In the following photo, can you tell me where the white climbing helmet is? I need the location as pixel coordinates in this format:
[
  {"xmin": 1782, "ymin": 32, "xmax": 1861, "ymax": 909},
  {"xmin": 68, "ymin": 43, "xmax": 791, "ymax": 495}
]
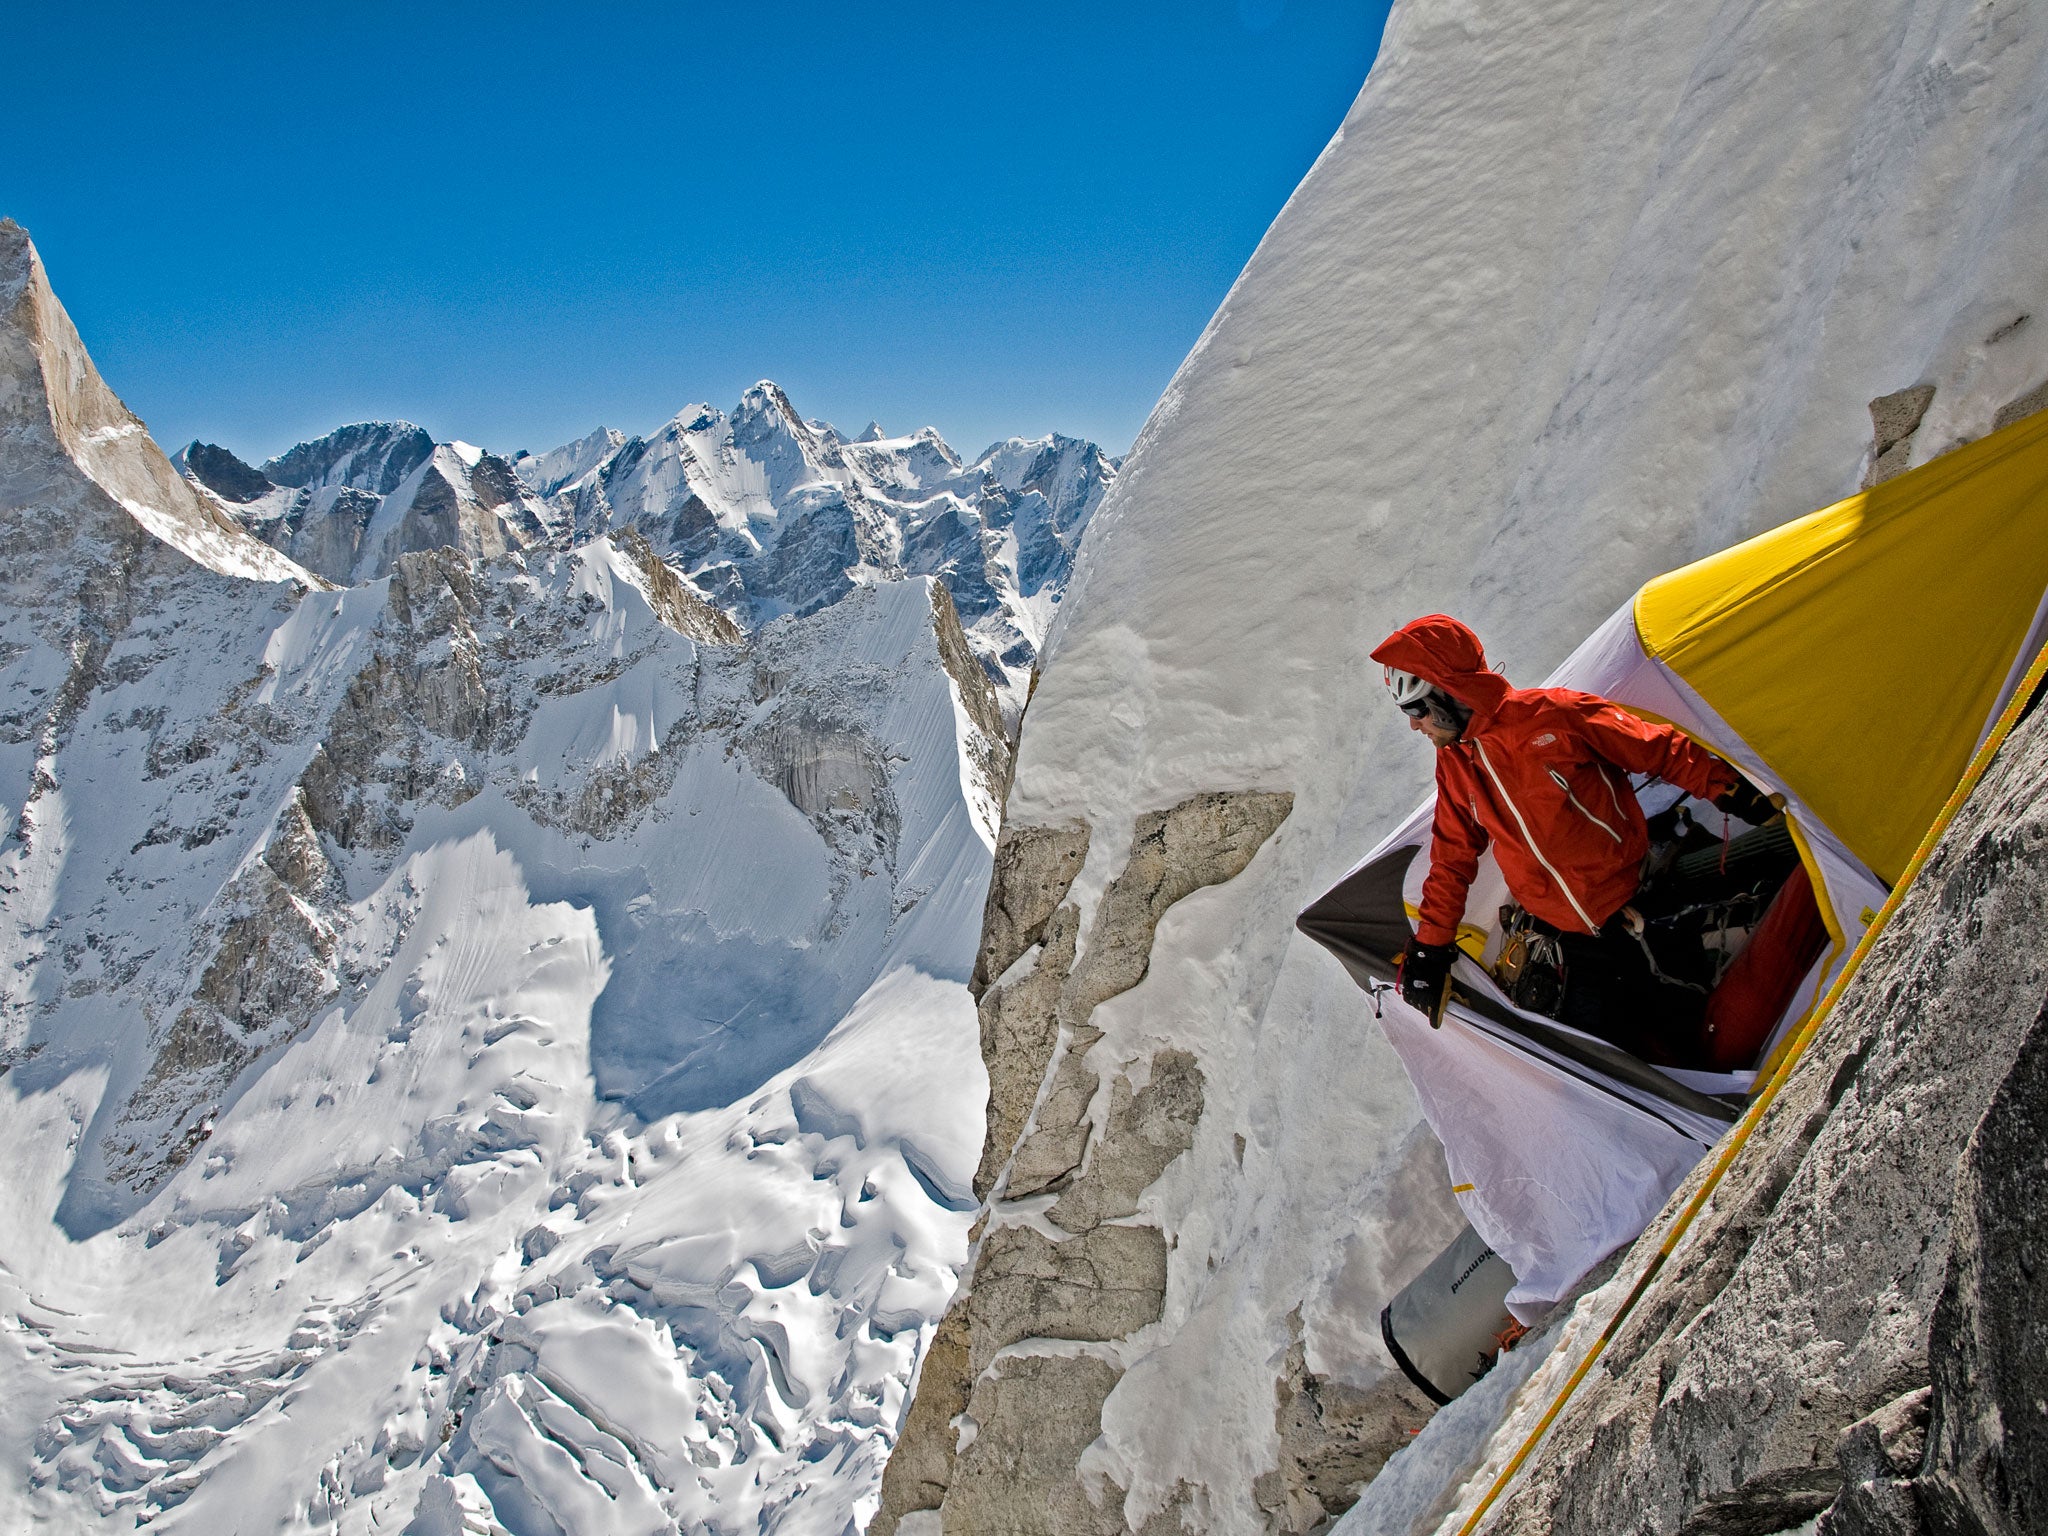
[{"xmin": 1384, "ymin": 666, "xmax": 1436, "ymax": 717}]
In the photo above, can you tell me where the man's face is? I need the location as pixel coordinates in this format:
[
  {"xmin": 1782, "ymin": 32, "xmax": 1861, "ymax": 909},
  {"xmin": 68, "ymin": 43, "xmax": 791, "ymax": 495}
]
[{"xmin": 1408, "ymin": 708, "xmax": 1462, "ymax": 748}]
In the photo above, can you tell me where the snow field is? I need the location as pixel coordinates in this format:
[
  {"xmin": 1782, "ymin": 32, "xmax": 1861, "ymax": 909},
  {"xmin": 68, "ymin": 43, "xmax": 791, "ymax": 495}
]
[{"xmin": 1, "ymin": 520, "xmax": 1001, "ymax": 1531}]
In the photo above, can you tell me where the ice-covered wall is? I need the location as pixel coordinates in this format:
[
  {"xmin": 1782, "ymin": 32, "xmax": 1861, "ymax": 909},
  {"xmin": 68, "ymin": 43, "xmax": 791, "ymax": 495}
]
[{"xmin": 880, "ymin": 0, "xmax": 2048, "ymax": 1531}]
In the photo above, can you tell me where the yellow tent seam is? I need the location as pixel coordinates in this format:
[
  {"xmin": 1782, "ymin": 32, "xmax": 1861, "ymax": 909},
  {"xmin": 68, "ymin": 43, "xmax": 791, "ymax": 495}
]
[
  {"xmin": 1782, "ymin": 816, "xmax": 1847, "ymax": 960},
  {"xmin": 1450, "ymin": 634, "xmax": 2048, "ymax": 1536}
]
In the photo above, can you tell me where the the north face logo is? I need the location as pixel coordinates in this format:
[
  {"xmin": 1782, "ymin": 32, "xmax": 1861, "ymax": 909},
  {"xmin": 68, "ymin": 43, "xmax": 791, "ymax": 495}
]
[{"xmin": 1532, "ymin": 732, "xmax": 1558, "ymax": 747}]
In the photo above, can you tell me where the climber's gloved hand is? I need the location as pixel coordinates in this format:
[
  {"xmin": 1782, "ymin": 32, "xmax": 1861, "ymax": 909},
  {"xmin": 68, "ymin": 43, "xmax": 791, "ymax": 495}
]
[
  {"xmin": 1399, "ymin": 940, "xmax": 1455, "ymax": 1026},
  {"xmin": 1714, "ymin": 777, "xmax": 1778, "ymax": 827}
]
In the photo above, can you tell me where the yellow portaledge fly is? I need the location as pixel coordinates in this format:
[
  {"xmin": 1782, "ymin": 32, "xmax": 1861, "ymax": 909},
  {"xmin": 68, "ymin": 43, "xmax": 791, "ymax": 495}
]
[{"xmin": 1450, "ymin": 633, "xmax": 2048, "ymax": 1536}]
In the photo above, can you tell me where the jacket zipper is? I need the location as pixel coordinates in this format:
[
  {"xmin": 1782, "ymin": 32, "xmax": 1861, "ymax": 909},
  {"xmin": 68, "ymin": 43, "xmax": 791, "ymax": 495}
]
[
  {"xmin": 1601, "ymin": 764, "xmax": 1630, "ymax": 828},
  {"xmin": 1548, "ymin": 767, "xmax": 1624, "ymax": 844},
  {"xmin": 1475, "ymin": 740, "xmax": 1601, "ymax": 932}
]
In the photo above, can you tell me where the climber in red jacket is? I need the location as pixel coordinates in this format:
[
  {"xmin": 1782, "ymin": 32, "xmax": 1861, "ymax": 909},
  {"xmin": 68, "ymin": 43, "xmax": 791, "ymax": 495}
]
[{"xmin": 1371, "ymin": 614, "xmax": 1775, "ymax": 1036}]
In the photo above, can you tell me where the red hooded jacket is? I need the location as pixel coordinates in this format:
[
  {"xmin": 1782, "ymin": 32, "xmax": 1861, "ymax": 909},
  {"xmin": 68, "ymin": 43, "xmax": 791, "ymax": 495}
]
[{"xmin": 1371, "ymin": 615, "xmax": 1741, "ymax": 946}]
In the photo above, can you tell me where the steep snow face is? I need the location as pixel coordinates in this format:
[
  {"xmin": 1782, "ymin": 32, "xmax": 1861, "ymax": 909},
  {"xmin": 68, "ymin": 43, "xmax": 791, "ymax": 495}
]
[
  {"xmin": 886, "ymin": 1, "xmax": 2048, "ymax": 1532},
  {"xmin": 0, "ymin": 231, "xmax": 1015, "ymax": 1534},
  {"xmin": 512, "ymin": 424, "xmax": 625, "ymax": 497}
]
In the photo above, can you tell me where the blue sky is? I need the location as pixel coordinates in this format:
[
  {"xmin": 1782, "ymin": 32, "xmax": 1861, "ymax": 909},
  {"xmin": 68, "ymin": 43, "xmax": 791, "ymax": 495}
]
[{"xmin": 7, "ymin": 2, "xmax": 1391, "ymax": 463}]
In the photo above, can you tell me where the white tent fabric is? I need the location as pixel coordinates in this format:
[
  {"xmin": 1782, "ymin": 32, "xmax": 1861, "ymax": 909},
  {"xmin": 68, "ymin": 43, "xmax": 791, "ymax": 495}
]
[
  {"xmin": 1333, "ymin": 606, "xmax": 1884, "ymax": 1319},
  {"xmin": 1377, "ymin": 997, "xmax": 1709, "ymax": 1319}
]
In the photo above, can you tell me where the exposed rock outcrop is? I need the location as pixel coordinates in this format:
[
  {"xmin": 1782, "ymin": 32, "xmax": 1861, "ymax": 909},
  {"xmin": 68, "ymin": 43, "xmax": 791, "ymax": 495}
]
[
  {"xmin": 1910, "ymin": 992, "xmax": 2048, "ymax": 1536},
  {"xmin": 1258, "ymin": 1320, "xmax": 1437, "ymax": 1534},
  {"xmin": 175, "ymin": 441, "xmax": 275, "ymax": 504},
  {"xmin": 1861, "ymin": 373, "xmax": 2048, "ymax": 489},
  {"xmin": 970, "ymin": 821, "xmax": 1091, "ymax": 999},
  {"xmin": 614, "ymin": 525, "xmax": 743, "ymax": 645},
  {"xmin": 1991, "ymin": 377, "xmax": 2048, "ymax": 434},
  {"xmin": 874, "ymin": 789, "xmax": 1292, "ymax": 1536},
  {"xmin": 1862, "ymin": 385, "xmax": 1937, "ymax": 488},
  {"xmin": 103, "ymin": 857, "xmax": 341, "ymax": 1194},
  {"xmin": 930, "ymin": 577, "xmax": 1014, "ymax": 813}
]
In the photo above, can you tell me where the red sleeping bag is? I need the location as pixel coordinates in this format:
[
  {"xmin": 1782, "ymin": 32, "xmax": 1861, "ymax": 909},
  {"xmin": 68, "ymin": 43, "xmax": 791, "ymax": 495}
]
[{"xmin": 1698, "ymin": 860, "xmax": 1831, "ymax": 1071}]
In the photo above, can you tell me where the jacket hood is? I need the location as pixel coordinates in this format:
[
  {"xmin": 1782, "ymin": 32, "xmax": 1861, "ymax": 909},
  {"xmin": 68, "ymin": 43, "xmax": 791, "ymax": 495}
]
[{"xmin": 1370, "ymin": 614, "xmax": 1512, "ymax": 720}]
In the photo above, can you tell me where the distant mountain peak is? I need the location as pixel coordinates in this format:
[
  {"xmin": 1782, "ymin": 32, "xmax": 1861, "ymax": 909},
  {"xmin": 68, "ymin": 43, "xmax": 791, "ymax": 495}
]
[
  {"xmin": 0, "ymin": 220, "xmax": 313, "ymax": 586},
  {"xmin": 261, "ymin": 420, "xmax": 435, "ymax": 495},
  {"xmin": 174, "ymin": 441, "xmax": 275, "ymax": 504},
  {"xmin": 188, "ymin": 374, "xmax": 1114, "ymax": 713},
  {"xmin": 736, "ymin": 379, "xmax": 795, "ymax": 417}
]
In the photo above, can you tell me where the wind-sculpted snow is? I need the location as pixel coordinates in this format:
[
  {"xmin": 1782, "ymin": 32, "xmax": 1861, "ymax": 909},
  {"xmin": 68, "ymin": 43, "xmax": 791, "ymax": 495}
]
[
  {"xmin": 0, "ymin": 223, "xmax": 1017, "ymax": 1533},
  {"xmin": 4, "ymin": 840, "xmax": 984, "ymax": 1535}
]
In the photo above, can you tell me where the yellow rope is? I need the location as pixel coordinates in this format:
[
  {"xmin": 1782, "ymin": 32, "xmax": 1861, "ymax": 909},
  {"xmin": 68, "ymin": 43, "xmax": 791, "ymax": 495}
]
[{"xmin": 1451, "ymin": 636, "xmax": 2048, "ymax": 1536}]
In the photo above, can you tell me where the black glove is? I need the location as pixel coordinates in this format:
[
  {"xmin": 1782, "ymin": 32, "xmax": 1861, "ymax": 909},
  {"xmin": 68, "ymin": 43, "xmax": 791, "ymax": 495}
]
[
  {"xmin": 1399, "ymin": 940, "xmax": 1455, "ymax": 1025},
  {"xmin": 1714, "ymin": 778, "xmax": 1777, "ymax": 827}
]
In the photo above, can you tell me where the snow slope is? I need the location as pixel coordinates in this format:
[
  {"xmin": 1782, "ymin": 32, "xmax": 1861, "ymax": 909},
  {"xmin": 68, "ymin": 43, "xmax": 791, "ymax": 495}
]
[
  {"xmin": 885, "ymin": 0, "xmax": 2048, "ymax": 1531},
  {"xmin": 0, "ymin": 225, "xmax": 1025, "ymax": 1533}
]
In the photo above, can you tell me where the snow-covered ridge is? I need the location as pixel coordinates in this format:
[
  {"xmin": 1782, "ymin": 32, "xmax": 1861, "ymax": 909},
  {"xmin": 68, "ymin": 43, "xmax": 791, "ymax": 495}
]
[
  {"xmin": 0, "ymin": 223, "xmax": 1034, "ymax": 1533},
  {"xmin": 520, "ymin": 379, "xmax": 1116, "ymax": 715},
  {"xmin": 178, "ymin": 383, "xmax": 1118, "ymax": 721}
]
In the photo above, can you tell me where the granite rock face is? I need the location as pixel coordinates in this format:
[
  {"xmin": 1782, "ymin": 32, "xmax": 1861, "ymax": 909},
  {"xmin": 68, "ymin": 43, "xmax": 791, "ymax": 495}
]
[
  {"xmin": 261, "ymin": 421, "xmax": 436, "ymax": 496},
  {"xmin": 1890, "ymin": 992, "xmax": 2048, "ymax": 1536},
  {"xmin": 1477, "ymin": 692, "xmax": 2048, "ymax": 1536},
  {"xmin": 873, "ymin": 789, "xmax": 1293, "ymax": 1536},
  {"xmin": 970, "ymin": 820, "xmax": 1091, "ymax": 999},
  {"xmin": 1259, "ymin": 1321, "xmax": 1437, "ymax": 1534}
]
